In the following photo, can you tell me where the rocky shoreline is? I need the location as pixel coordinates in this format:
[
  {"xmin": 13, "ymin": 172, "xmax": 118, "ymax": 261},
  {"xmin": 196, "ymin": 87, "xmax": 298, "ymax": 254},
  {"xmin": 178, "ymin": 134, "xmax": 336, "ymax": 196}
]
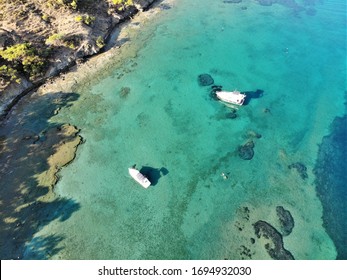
[{"xmin": 0, "ymin": 0, "xmax": 165, "ymax": 119}]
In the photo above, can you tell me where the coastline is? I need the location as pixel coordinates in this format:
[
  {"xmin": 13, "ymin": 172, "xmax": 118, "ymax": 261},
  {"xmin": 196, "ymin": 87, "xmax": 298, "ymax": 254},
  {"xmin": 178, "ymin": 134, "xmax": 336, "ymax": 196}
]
[
  {"xmin": 0, "ymin": 0, "xmax": 168, "ymax": 119},
  {"xmin": 29, "ymin": 0, "xmax": 173, "ymax": 102},
  {"xmin": 0, "ymin": 0, "xmax": 174, "ymax": 259}
]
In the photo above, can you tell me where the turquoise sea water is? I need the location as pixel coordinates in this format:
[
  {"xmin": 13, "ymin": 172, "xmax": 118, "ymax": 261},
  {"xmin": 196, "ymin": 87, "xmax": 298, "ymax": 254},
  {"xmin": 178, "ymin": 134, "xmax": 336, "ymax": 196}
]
[{"xmin": 24, "ymin": 0, "xmax": 346, "ymax": 259}]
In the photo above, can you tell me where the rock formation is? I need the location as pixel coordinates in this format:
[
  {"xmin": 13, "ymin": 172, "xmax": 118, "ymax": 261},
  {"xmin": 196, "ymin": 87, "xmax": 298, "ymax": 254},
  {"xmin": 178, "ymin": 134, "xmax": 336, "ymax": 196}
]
[
  {"xmin": 276, "ymin": 206, "xmax": 294, "ymax": 236},
  {"xmin": 198, "ymin": 73, "xmax": 214, "ymax": 86},
  {"xmin": 253, "ymin": 220, "xmax": 294, "ymax": 260},
  {"xmin": 226, "ymin": 110, "xmax": 237, "ymax": 119},
  {"xmin": 35, "ymin": 124, "xmax": 83, "ymax": 188},
  {"xmin": 288, "ymin": 162, "xmax": 308, "ymax": 179},
  {"xmin": 120, "ymin": 86, "xmax": 131, "ymax": 98},
  {"xmin": 238, "ymin": 140, "xmax": 255, "ymax": 160}
]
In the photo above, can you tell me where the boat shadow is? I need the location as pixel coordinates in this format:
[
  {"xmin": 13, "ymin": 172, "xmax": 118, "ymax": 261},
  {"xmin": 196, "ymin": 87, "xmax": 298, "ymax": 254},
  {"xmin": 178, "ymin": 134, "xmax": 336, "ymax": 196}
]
[
  {"xmin": 243, "ymin": 89, "xmax": 264, "ymax": 105},
  {"xmin": 139, "ymin": 166, "xmax": 169, "ymax": 186}
]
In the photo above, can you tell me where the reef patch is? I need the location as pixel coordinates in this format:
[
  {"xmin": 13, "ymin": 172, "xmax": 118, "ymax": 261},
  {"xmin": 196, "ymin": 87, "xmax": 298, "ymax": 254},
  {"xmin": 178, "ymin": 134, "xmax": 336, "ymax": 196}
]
[
  {"xmin": 288, "ymin": 162, "xmax": 308, "ymax": 179},
  {"xmin": 238, "ymin": 140, "xmax": 255, "ymax": 160},
  {"xmin": 253, "ymin": 220, "xmax": 294, "ymax": 260},
  {"xmin": 314, "ymin": 112, "xmax": 347, "ymax": 259},
  {"xmin": 35, "ymin": 124, "xmax": 83, "ymax": 188},
  {"xmin": 198, "ymin": 74, "xmax": 214, "ymax": 86},
  {"xmin": 276, "ymin": 206, "xmax": 294, "ymax": 236}
]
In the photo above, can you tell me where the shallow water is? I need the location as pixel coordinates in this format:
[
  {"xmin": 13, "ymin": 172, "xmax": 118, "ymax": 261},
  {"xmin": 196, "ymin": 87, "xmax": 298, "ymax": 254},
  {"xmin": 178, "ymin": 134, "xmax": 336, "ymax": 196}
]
[{"xmin": 24, "ymin": 0, "xmax": 346, "ymax": 259}]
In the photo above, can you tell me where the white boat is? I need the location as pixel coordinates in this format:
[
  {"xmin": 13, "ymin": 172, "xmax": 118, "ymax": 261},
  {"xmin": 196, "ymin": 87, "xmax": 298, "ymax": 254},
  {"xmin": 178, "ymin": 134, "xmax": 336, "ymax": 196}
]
[
  {"xmin": 128, "ymin": 167, "xmax": 151, "ymax": 188},
  {"xmin": 216, "ymin": 90, "xmax": 246, "ymax": 105}
]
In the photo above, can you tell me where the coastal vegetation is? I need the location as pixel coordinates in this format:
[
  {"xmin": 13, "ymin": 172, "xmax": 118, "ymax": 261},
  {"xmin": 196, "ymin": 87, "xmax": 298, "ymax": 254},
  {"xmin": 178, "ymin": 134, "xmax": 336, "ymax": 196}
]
[
  {"xmin": 0, "ymin": 43, "xmax": 47, "ymax": 81},
  {"xmin": 96, "ymin": 36, "xmax": 105, "ymax": 49},
  {"xmin": 74, "ymin": 15, "xmax": 96, "ymax": 26},
  {"xmin": 45, "ymin": 33, "xmax": 65, "ymax": 45},
  {"xmin": 0, "ymin": 0, "xmax": 155, "ymax": 104},
  {"xmin": 0, "ymin": 64, "xmax": 19, "ymax": 85}
]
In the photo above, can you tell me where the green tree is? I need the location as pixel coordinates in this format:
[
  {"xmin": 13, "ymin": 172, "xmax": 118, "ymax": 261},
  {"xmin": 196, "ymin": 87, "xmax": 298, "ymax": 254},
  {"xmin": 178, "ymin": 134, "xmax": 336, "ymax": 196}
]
[
  {"xmin": 96, "ymin": 36, "xmax": 105, "ymax": 48},
  {"xmin": 74, "ymin": 15, "xmax": 95, "ymax": 25},
  {"xmin": 0, "ymin": 43, "xmax": 45, "ymax": 79},
  {"xmin": 0, "ymin": 65, "xmax": 21, "ymax": 85}
]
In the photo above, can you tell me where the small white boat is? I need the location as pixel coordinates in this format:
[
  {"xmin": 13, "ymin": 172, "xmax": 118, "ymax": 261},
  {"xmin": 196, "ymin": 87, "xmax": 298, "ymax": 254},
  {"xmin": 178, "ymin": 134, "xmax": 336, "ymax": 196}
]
[
  {"xmin": 128, "ymin": 167, "xmax": 151, "ymax": 188},
  {"xmin": 216, "ymin": 90, "xmax": 246, "ymax": 105}
]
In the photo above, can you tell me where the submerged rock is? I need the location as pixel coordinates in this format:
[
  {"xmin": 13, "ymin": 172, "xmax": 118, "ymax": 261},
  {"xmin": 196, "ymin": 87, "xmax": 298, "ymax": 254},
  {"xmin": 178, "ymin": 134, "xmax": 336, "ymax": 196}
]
[
  {"xmin": 253, "ymin": 220, "xmax": 294, "ymax": 260},
  {"xmin": 226, "ymin": 108, "xmax": 237, "ymax": 119},
  {"xmin": 288, "ymin": 162, "xmax": 308, "ymax": 179},
  {"xmin": 159, "ymin": 3, "xmax": 172, "ymax": 10},
  {"xmin": 238, "ymin": 141, "xmax": 255, "ymax": 160},
  {"xmin": 36, "ymin": 124, "xmax": 83, "ymax": 188},
  {"xmin": 247, "ymin": 130, "xmax": 262, "ymax": 139},
  {"xmin": 198, "ymin": 74, "xmax": 214, "ymax": 86},
  {"xmin": 239, "ymin": 245, "xmax": 252, "ymax": 259},
  {"xmin": 276, "ymin": 206, "xmax": 294, "ymax": 236},
  {"xmin": 119, "ymin": 86, "xmax": 131, "ymax": 98}
]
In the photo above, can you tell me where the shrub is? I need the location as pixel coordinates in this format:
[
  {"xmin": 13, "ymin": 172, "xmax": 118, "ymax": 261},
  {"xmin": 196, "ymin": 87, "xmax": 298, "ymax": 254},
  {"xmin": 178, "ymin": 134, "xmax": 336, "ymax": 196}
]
[
  {"xmin": 83, "ymin": 15, "xmax": 95, "ymax": 25},
  {"xmin": 75, "ymin": 15, "xmax": 95, "ymax": 25},
  {"xmin": 70, "ymin": 0, "xmax": 78, "ymax": 9},
  {"xmin": 46, "ymin": 33, "xmax": 78, "ymax": 49},
  {"xmin": 45, "ymin": 33, "xmax": 65, "ymax": 45},
  {"xmin": 0, "ymin": 43, "xmax": 32, "ymax": 62},
  {"xmin": 0, "ymin": 65, "xmax": 21, "ymax": 84},
  {"xmin": 64, "ymin": 41, "xmax": 76, "ymax": 49},
  {"xmin": 22, "ymin": 55, "xmax": 45, "ymax": 77},
  {"xmin": 96, "ymin": 36, "xmax": 105, "ymax": 48},
  {"xmin": 75, "ymin": 15, "xmax": 83, "ymax": 22},
  {"xmin": 42, "ymin": 14, "xmax": 50, "ymax": 22}
]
